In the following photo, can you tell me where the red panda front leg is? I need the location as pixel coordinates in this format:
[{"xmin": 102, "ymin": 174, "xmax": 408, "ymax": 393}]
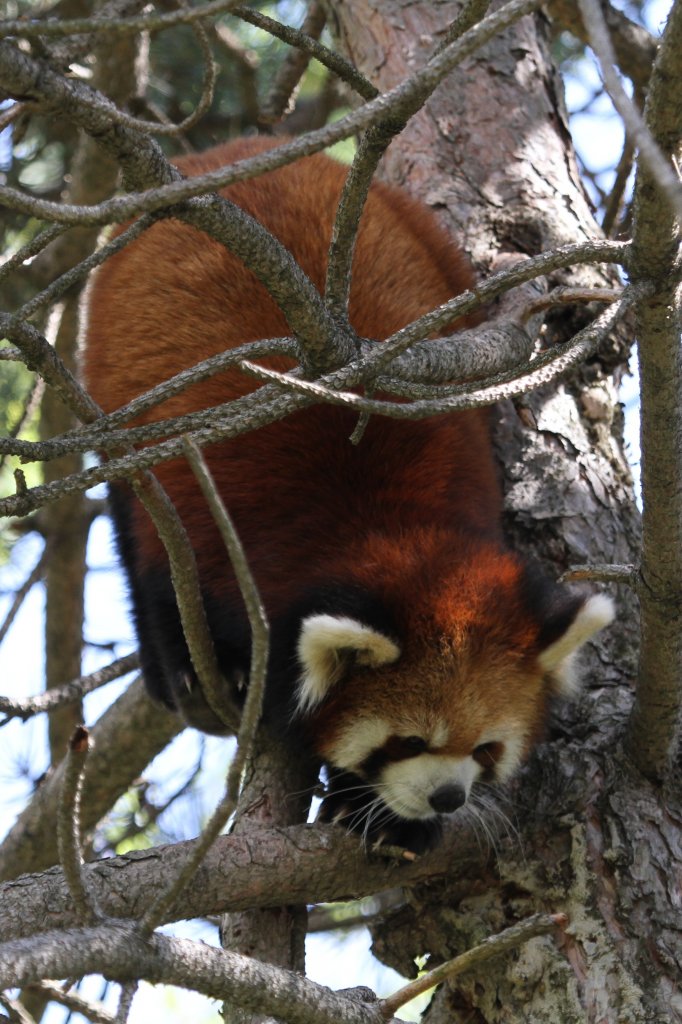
[
  {"xmin": 318, "ymin": 768, "xmax": 445, "ymax": 854},
  {"xmin": 107, "ymin": 485, "xmax": 252, "ymax": 733}
]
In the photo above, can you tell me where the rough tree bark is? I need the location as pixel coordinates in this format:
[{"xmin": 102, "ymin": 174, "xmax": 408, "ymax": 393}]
[{"xmin": 325, "ymin": 2, "xmax": 679, "ymax": 1022}]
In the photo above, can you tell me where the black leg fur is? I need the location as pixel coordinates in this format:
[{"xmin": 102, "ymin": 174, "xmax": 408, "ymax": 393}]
[{"xmin": 318, "ymin": 769, "xmax": 443, "ymax": 855}]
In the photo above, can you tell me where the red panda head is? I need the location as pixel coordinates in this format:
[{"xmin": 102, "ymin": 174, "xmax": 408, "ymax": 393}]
[{"xmin": 293, "ymin": 549, "xmax": 614, "ymax": 846}]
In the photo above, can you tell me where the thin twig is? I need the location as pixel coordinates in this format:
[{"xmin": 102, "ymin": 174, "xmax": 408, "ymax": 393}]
[
  {"xmin": 114, "ymin": 982, "xmax": 138, "ymax": 1024},
  {"xmin": 58, "ymin": 726, "xmax": 101, "ymax": 924},
  {"xmin": 602, "ymin": 137, "xmax": 635, "ymax": 238},
  {"xmin": 0, "ymin": 316, "xmax": 101, "ymax": 425},
  {"xmin": 138, "ymin": 439, "xmax": 269, "ymax": 936},
  {"xmin": 0, "ymin": 224, "xmax": 66, "ymax": 286},
  {"xmin": 0, "ymin": 550, "xmax": 46, "ymax": 648},
  {"xmin": 260, "ymin": 1, "xmax": 327, "ymax": 124},
  {"xmin": 233, "ymin": 5, "xmax": 378, "ymax": 102},
  {"xmin": 239, "ymin": 281, "xmax": 653, "ymax": 416},
  {"xmin": 0, "ymin": 652, "xmax": 140, "ymax": 721},
  {"xmin": 0, "ymin": 0, "xmax": 243, "ymax": 39},
  {"xmin": 15, "ymin": 214, "xmax": 159, "ymax": 322},
  {"xmin": 26, "ymin": 982, "xmax": 115, "ymax": 1024},
  {"xmin": 519, "ymin": 286, "xmax": 622, "ymax": 322},
  {"xmin": 560, "ymin": 563, "xmax": 638, "ymax": 587},
  {"xmin": 100, "ymin": 19, "xmax": 217, "ymax": 137},
  {"xmin": 577, "ymin": 0, "xmax": 682, "ymax": 221},
  {"xmin": 379, "ymin": 913, "xmax": 567, "ymax": 1017},
  {"xmin": 0, "ymin": 994, "xmax": 37, "ymax": 1024},
  {"xmin": 0, "ymin": 0, "xmax": 542, "ymax": 229},
  {"xmin": 129, "ymin": 471, "xmax": 240, "ymax": 733}
]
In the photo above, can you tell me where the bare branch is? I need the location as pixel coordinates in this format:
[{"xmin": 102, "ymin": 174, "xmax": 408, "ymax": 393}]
[
  {"xmin": 240, "ymin": 281, "xmax": 653, "ymax": 416},
  {"xmin": 26, "ymin": 981, "xmax": 115, "ymax": 1024},
  {"xmin": 577, "ymin": 0, "xmax": 682, "ymax": 222},
  {"xmin": 0, "ymin": 0, "xmax": 243, "ymax": 39},
  {"xmin": 0, "ymin": 653, "xmax": 140, "ymax": 722},
  {"xmin": 0, "ymin": 225, "xmax": 66, "ymax": 287},
  {"xmin": 232, "ymin": 5, "xmax": 378, "ymax": 102},
  {"xmin": 0, "ymin": 924, "xmax": 387, "ymax": 1024},
  {"xmin": 138, "ymin": 439, "xmax": 269, "ymax": 935},
  {"xmin": 118, "ymin": 20, "xmax": 217, "ymax": 137},
  {"xmin": 546, "ymin": 0, "xmax": 658, "ymax": 92},
  {"xmin": 129, "ymin": 471, "xmax": 240, "ymax": 733},
  {"xmin": 259, "ymin": 2, "xmax": 327, "ymax": 124},
  {"xmin": 0, "ymin": 0, "xmax": 543, "ymax": 228},
  {"xmin": 0, "ymin": 819, "xmax": 485, "ymax": 941},
  {"xmin": 0, "ymin": 994, "xmax": 37, "ymax": 1024},
  {"xmin": 560, "ymin": 564, "xmax": 638, "ymax": 587},
  {"xmin": 0, "ymin": 316, "xmax": 100, "ymax": 425},
  {"xmin": 518, "ymin": 286, "xmax": 623, "ymax": 322},
  {"xmin": 379, "ymin": 913, "xmax": 567, "ymax": 1017},
  {"xmin": 14, "ymin": 214, "xmax": 160, "ymax": 322},
  {"xmin": 113, "ymin": 983, "xmax": 138, "ymax": 1024},
  {"xmin": 0, "ymin": 551, "xmax": 46, "ymax": 648},
  {"xmin": 325, "ymin": 123, "xmax": 405, "ymax": 317},
  {"xmin": 0, "ymin": 241, "xmax": 628, "ymax": 473},
  {"xmin": 438, "ymin": 0, "xmax": 493, "ymax": 50},
  {"xmin": 58, "ymin": 726, "xmax": 101, "ymax": 924}
]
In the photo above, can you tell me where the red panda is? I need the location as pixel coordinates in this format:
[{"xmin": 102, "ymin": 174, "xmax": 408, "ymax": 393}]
[{"xmin": 83, "ymin": 136, "xmax": 614, "ymax": 852}]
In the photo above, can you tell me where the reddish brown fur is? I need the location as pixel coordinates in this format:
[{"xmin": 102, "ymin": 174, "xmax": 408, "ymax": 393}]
[
  {"xmin": 84, "ymin": 137, "xmax": 502, "ymax": 622},
  {"xmin": 82, "ymin": 137, "xmax": 595, "ymax": 851}
]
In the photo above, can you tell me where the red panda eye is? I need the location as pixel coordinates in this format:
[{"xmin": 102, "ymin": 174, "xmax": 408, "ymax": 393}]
[
  {"xmin": 472, "ymin": 741, "xmax": 504, "ymax": 767},
  {"xmin": 403, "ymin": 736, "xmax": 428, "ymax": 754}
]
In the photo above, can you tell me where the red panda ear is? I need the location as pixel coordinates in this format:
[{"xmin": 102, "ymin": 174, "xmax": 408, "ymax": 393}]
[
  {"xmin": 296, "ymin": 614, "xmax": 401, "ymax": 712},
  {"xmin": 538, "ymin": 593, "xmax": 615, "ymax": 696}
]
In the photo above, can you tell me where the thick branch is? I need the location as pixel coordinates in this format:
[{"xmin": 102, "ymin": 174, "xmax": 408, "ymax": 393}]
[
  {"xmin": 0, "ymin": 822, "xmax": 484, "ymax": 941},
  {"xmin": 0, "ymin": 924, "xmax": 389, "ymax": 1024},
  {"xmin": 627, "ymin": 0, "xmax": 682, "ymax": 782}
]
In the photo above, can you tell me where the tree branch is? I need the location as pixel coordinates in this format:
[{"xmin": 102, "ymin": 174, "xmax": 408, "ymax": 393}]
[
  {"xmin": 0, "ymin": 653, "xmax": 140, "ymax": 721},
  {"xmin": 138, "ymin": 439, "xmax": 269, "ymax": 935},
  {"xmin": 0, "ymin": 820, "xmax": 485, "ymax": 941},
  {"xmin": 577, "ymin": 0, "xmax": 682, "ymax": 221},
  {"xmin": 0, "ymin": 923, "xmax": 388, "ymax": 1024},
  {"xmin": 626, "ymin": 0, "xmax": 682, "ymax": 783}
]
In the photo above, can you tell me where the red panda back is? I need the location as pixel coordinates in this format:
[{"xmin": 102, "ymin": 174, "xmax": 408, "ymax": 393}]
[{"xmin": 84, "ymin": 137, "xmax": 501, "ymax": 618}]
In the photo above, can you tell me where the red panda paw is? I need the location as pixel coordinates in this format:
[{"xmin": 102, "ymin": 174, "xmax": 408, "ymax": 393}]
[{"xmin": 317, "ymin": 770, "xmax": 443, "ymax": 854}]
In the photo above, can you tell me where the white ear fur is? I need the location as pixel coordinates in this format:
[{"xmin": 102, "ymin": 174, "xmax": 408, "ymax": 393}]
[
  {"xmin": 297, "ymin": 614, "xmax": 400, "ymax": 713},
  {"xmin": 539, "ymin": 593, "xmax": 615, "ymax": 695}
]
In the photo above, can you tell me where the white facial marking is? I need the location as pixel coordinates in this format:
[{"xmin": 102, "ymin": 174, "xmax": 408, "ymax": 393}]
[
  {"xmin": 475, "ymin": 727, "xmax": 525, "ymax": 782},
  {"xmin": 296, "ymin": 614, "xmax": 400, "ymax": 712},
  {"xmin": 539, "ymin": 593, "xmax": 615, "ymax": 695},
  {"xmin": 431, "ymin": 721, "xmax": 449, "ymax": 747},
  {"xmin": 327, "ymin": 718, "xmax": 391, "ymax": 771},
  {"xmin": 381, "ymin": 754, "xmax": 480, "ymax": 820}
]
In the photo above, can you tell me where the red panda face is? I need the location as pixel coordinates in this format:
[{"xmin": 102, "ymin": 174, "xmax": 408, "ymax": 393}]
[{"xmin": 296, "ymin": 593, "xmax": 614, "ymax": 850}]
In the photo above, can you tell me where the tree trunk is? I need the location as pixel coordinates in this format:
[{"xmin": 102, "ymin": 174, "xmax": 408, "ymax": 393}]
[{"xmin": 326, "ymin": 2, "xmax": 680, "ymax": 1021}]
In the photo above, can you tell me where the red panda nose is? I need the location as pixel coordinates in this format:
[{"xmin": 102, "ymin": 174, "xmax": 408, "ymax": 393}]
[{"xmin": 428, "ymin": 783, "xmax": 466, "ymax": 814}]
